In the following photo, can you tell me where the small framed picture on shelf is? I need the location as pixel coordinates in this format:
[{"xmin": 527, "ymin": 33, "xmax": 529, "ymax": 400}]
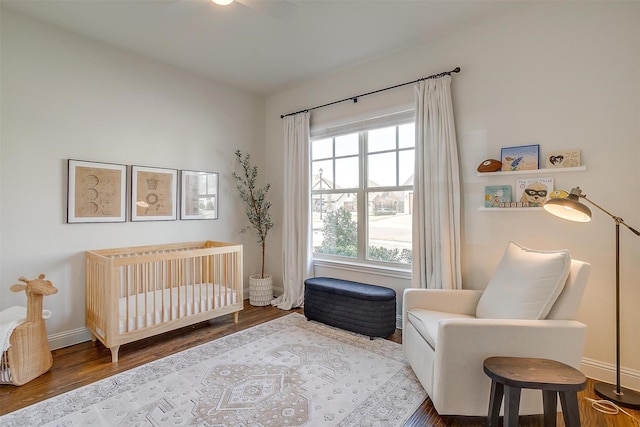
[
  {"xmin": 131, "ymin": 165, "xmax": 178, "ymax": 221},
  {"xmin": 516, "ymin": 177, "xmax": 554, "ymax": 207},
  {"xmin": 545, "ymin": 149, "xmax": 581, "ymax": 168},
  {"xmin": 501, "ymin": 144, "xmax": 540, "ymax": 171},
  {"xmin": 180, "ymin": 170, "xmax": 219, "ymax": 220},
  {"xmin": 484, "ymin": 185, "xmax": 512, "ymax": 208}
]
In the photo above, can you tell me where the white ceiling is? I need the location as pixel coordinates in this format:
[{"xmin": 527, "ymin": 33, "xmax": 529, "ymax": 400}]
[{"xmin": 2, "ymin": 0, "xmax": 534, "ymax": 95}]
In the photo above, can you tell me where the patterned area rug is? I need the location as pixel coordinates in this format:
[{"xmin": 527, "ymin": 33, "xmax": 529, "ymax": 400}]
[{"xmin": 1, "ymin": 313, "xmax": 426, "ymax": 426}]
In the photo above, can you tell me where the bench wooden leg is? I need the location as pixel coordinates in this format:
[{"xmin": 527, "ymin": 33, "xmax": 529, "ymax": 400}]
[
  {"xmin": 503, "ymin": 385, "xmax": 521, "ymax": 427},
  {"xmin": 487, "ymin": 380, "xmax": 503, "ymax": 427},
  {"xmin": 560, "ymin": 391, "xmax": 581, "ymax": 427},
  {"xmin": 542, "ymin": 390, "xmax": 558, "ymax": 427}
]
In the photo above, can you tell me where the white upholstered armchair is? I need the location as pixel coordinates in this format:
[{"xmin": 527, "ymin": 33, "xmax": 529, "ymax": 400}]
[{"xmin": 402, "ymin": 241, "xmax": 591, "ymax": 416}]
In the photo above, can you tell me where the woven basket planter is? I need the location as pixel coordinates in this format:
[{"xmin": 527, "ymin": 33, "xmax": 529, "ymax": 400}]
[{"xmin": 249, "ymin": 274, "xmax": 273, "ymax": 306}]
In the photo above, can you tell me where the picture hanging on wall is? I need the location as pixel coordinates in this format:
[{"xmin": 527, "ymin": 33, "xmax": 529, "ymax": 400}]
[
  {"xmin": 67, "ymin": 159, "xmax": 127, "ymax": 223},
  {"xmin": 180, "ymin": 170, "xmax": 219, "ymax": 220},
  {"xmin": 500, "ymin": 144, "xmax": 540, "ymax": 171},
  {"xmin": 131, "ymin": 165, "xmax": 178, "ymax": 221}
]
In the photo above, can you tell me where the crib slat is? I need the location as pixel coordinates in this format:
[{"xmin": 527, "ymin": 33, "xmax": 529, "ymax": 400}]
[
  {"xmin": 191, "ymin": 256, "xmax": 197, "ymax": 314},
  {"xmin": 124, "ymin": 266, "xmax": 129, "ymax": 333},
  {"xmin": 160, "ymin": 259, "xmax": 166, "ymax": 323}
]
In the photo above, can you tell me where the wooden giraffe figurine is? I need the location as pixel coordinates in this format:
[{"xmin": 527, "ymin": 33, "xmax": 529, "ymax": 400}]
[{"xmin": 5, "ymin": 274, "xmax": 58, "ymax": 385}]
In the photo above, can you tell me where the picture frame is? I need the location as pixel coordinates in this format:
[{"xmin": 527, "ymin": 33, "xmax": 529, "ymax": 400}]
[
  {"xmin": 516, "ymin": 177, "xmax": 554, "ymax": 207},
  {"xmin": 180, "ymin": 170, "xmax": 219, "ymax": 220},
  {"xmin": 500, "ymin": 144, "xmax": 540, "ymax": 171},
  {"xmin": 484, "ymin": 185, "xmax": 512, "ymax": 208},
  {"xmin": 131, "ymin": 165, "xmax": 178, "ymax": 221},
  {"xmin": 545, "ymin": 149, "xmax": 581, "ymax": 168},
  {"xmin": 67, "ymin": 159, "xmax": 127, "ymax": 223}
]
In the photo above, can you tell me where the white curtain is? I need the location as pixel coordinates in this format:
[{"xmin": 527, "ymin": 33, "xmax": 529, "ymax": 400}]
[
  {"xmin": 272, "ymin": 112, "xmax": 312, "ymax": 309},
  {"xmin": 412, "ymin": 76, "xmax": 462, "ymax": 290}
]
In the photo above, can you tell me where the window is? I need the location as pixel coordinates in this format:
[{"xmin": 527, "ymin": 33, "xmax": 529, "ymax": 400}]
[{"xmin": 311, "ymin": 111, "xmax": 414, "ymax": 267}]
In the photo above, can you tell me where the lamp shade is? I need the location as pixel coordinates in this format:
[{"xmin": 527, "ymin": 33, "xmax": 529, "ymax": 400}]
[{"xmin": 543, "ymin": 187, "xmax": 592, "ymax": 222}]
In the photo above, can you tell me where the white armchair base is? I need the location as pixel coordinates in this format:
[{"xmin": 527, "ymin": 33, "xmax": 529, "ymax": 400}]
[{"xmin": 403, "ymin": 254, "xmax": 591, "ymax": 416}]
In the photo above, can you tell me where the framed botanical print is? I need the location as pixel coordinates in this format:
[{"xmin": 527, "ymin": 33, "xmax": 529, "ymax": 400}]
[
  {"xmin": 180, "ymin": 170, "xmax": 219, "ymax": 220},
  {"xmin": 67, "ymin": 159, "xmax": 127, "ymax": 223},
  {"xmin": 131, "ymin": 165, "xmax": 178, "ymax": 221}
]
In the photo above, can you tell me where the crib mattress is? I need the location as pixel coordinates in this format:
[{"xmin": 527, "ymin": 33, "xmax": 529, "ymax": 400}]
[{"xmin": 118, "ymin": 283, "xmax": 237, "ymax": 333}]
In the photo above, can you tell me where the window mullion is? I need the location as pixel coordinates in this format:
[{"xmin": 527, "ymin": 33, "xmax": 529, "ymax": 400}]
[
  {"xmin": 358, "ymin": 131, "xmax": 367, "ymax": 262},
  {"xmin": 396, "ymin": 125, "xmax": 400, "ymax": 186}
]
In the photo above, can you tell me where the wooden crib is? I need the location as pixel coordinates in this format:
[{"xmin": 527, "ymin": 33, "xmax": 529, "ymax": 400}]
[{"xmin": 85, "ymin": 241, "xmax": 243, "ymax": 362}]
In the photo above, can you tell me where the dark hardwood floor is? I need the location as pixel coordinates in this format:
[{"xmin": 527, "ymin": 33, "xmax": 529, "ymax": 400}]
[{"xmin": 1, "ymin": 301, "xmax": 639, "ymax": 426}]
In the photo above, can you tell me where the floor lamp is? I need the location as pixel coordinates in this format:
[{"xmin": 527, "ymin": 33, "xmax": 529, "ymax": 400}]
[{"xmin": 544, "ymin": 187, "xmax": 640, "ymax": 409}]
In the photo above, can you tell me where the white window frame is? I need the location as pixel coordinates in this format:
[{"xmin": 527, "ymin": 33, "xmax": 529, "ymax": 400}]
[{"xmin": 310, "ymin": 109, "xmax": 414, "ymax": 272}]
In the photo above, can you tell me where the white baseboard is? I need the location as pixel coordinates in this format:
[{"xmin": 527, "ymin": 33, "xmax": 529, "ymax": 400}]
[
  {"xmin": 581, "ymin": 357, "xmax": 640, "ymax": 393},
  {"xmin": 48, "ymin": 327, "xmax": 93, "ymax": 351}
]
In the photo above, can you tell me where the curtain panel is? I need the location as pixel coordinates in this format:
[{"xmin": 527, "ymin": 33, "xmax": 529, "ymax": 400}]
[
  {"xmin": 411, "ymin": 76, "xmax": 462, "ymax": 290},
  {"xmin": 273, "ymin": 112, "xmax": 312, "ymax": 309}
]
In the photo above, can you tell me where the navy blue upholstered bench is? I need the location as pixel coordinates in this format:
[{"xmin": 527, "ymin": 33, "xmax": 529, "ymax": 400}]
[{"xmin": 303, "ymin": 277, "xmax": 396, "ymax": 339}]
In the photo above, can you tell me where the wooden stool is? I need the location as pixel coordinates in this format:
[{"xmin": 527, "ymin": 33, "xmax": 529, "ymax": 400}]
[{"xmin": 483, "ymin": 357, "xmax": 586, "ymax": 427}]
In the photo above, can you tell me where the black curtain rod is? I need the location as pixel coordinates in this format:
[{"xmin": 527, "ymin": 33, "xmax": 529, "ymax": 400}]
[{"xmin": 280, "ymin": 67, "xmax": 460, "ymax": 119}]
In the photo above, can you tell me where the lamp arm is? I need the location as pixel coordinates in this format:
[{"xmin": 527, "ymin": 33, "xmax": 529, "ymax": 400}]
[{"xmin": 582, "ymin": 195, "xmax": 640, "ymax": 236}]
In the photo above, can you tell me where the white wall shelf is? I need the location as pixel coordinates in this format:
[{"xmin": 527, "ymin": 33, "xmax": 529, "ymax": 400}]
[
  {"xmin": 477, "ymin": 207, "xmax": 543, "ymax": 211},
  {"xmin": 477, "ymin": 165, "xmax": 587, "ymax": 211},
  {"xmin": 476, "ymin": 165, "xmax": 586, "ymax": 177}
]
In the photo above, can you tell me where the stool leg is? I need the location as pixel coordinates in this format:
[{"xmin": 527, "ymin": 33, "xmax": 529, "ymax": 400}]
[
  {"xmin": 503, "ymin": 386, "xmax": 521, "ymax": 427},
  {"xmin": 559, "ymin": 391, "xmax": 581, "ymax": 427},
  {"xmin": 487, "ymin": 380, "xmax": 503, "ymax": 427},
  {"xmin": 542, "ymin": 390, "xmax": 558, "ymax": 427}
]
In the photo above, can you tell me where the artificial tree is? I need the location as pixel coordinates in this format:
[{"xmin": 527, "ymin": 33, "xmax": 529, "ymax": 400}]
[{"xmin": 232, "ymin": 150, "xmax": 273, "ymax": 279}]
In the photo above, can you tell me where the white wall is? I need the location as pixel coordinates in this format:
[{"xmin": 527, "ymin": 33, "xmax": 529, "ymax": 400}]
[
  {"xmin": 266, "ymin": 2, "xmax": 640, "ymax": 389},
  {"xmin": 0, "ymin": 9, "xmax": 265, "ymax": 348}
]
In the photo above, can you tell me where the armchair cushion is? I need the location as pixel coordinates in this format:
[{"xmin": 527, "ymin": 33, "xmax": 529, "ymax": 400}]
[
  {"xmin": 406, "ymin": 309, "xmax": 474, "ymax": 348},
  {"xmin": 476, "ymin": 241, "xmax": 571, "ymax": 320}
]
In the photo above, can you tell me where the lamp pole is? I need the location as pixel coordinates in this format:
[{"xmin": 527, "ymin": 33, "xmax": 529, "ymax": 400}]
[
  {"xmin": 580, "ymin": 196, "xmax": 640, "ymax": 408},
  {"xmin": 544, "ymin": 188, "xmax": 640, "ymax": 408}
]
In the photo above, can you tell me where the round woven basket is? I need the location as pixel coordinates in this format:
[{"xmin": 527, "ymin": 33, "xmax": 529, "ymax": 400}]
[{"xmin": 249, "ymin": 274, "xmax": 273, "ymax": 306}]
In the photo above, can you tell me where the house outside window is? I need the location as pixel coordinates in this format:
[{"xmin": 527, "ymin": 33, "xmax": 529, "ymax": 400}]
[{"xmin": 311, "ymin": 111, "xmax": 414, "ymax": 268}]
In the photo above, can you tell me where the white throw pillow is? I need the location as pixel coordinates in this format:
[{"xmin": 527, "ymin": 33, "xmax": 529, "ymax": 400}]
[{"xmin": 476, "ymin": 241, "xmax": 571, "ymax": 320}]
